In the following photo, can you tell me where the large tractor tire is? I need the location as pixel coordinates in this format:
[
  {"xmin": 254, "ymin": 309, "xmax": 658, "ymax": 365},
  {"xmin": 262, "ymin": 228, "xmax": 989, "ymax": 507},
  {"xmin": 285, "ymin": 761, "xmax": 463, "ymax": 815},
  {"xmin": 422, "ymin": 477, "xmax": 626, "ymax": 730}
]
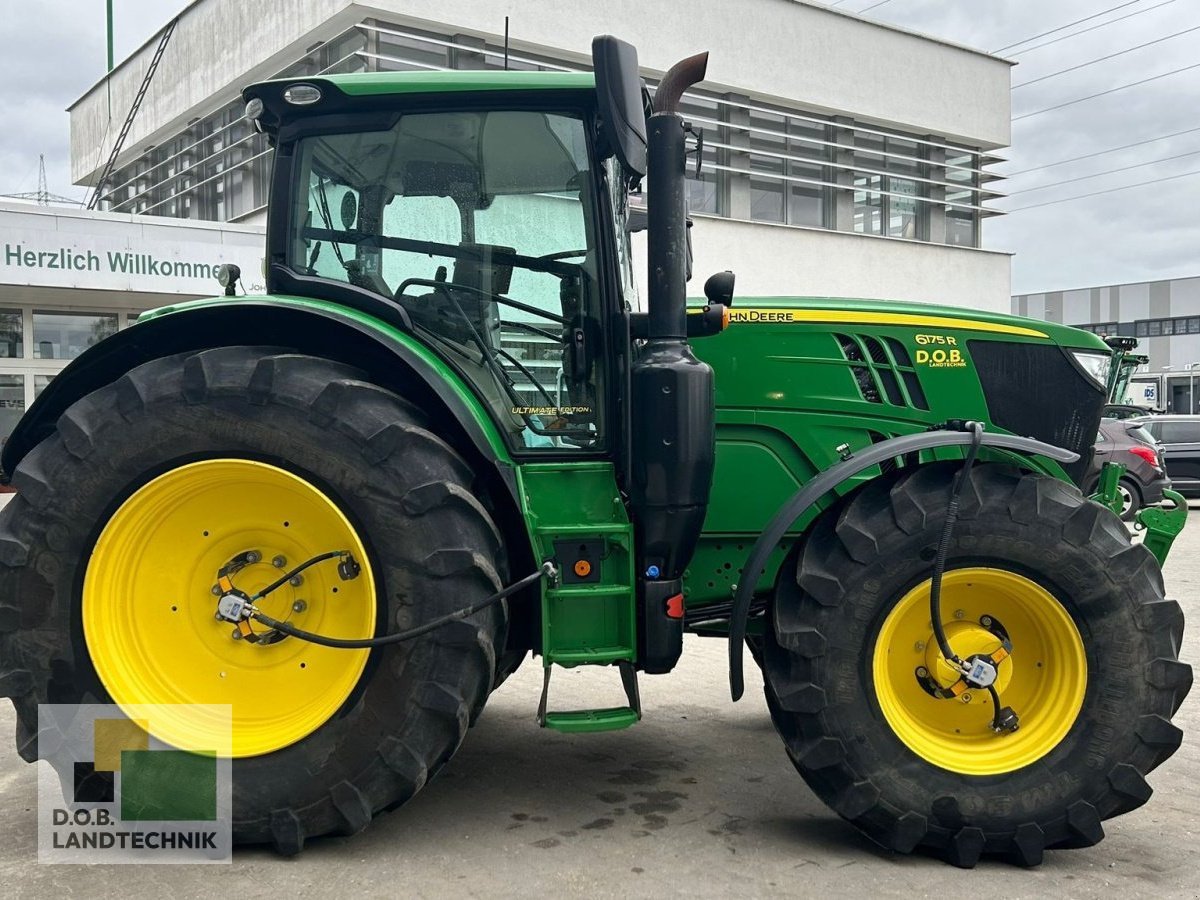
[
  {"xmin": 762, "ymin": 462, "xmax": 1190, "ymax": 867},
  {"xmin": 0, "ymin": 347, "xmax": 509, "ymax": 854}
]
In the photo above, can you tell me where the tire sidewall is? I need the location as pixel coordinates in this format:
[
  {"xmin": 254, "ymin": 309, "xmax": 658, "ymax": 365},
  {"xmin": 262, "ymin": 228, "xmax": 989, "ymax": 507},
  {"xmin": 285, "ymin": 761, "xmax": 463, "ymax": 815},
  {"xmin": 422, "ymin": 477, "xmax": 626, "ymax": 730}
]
[
  {"xmin": 765, "ymin": 464, "xmax": 1180, "ymax": 854},
  {"xmin": 1, "ymin": 350, "xmax": 507, "ymax": 846}
]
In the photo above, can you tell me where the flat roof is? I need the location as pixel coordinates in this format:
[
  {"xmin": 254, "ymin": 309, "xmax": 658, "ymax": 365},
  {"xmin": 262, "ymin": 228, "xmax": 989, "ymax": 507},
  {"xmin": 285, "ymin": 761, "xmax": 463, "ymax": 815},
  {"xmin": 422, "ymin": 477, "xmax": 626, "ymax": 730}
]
[
  {"xmin": 1015, "ymin": 274, "xmax": 1200, "ymax": 297},
  {"xmin": 71, "ymin": 0, "xmax": 1012, "ymax": 110}
]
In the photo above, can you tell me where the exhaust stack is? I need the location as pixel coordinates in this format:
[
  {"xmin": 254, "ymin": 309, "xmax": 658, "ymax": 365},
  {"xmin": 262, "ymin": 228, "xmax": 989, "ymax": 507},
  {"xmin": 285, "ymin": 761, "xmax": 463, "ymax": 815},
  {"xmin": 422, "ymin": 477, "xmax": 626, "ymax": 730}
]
[{"xmin": 629, "ymin": 50, "xmax": 717, "ymax": 672}]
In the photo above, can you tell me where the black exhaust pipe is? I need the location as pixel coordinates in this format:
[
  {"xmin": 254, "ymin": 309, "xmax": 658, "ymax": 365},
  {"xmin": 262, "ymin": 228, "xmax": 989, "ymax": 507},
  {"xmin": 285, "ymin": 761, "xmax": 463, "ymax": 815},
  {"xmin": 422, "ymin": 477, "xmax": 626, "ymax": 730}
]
[{"xmin": 630, "ymin": 51, "xmax": 716, "ymax": 671}]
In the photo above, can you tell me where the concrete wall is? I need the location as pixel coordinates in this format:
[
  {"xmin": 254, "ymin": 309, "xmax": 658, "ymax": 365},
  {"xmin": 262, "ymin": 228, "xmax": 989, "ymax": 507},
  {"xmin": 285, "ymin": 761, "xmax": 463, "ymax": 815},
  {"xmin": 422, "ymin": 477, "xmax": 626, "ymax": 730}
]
[
  {"xmin": 641, "ymin": 215, "xmax": 1012, "ymax": 311},
  {"xmin": 71, "ymin": 0, "xmax": 1011, "ymax": 183}
]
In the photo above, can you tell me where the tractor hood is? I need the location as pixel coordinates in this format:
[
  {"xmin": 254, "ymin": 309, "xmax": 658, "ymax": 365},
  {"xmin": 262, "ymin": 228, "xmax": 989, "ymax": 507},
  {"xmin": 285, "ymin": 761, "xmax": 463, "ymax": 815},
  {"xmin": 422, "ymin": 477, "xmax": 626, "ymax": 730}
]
[{"xmin": 690, "ymin": 295, "xmax": 1109, "ymax": 353}]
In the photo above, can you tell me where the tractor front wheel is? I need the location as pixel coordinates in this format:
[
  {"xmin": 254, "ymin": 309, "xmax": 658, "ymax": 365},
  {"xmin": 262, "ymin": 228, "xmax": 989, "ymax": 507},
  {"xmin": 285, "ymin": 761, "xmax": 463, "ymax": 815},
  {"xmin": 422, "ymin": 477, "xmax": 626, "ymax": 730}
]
[
  {"xmin": 762, "ymin": 463, "xmax": 1190, "ymax": 867},
  {"xmin": 0, "ymin": 347, "xmax": 508, "ymax": 853}
]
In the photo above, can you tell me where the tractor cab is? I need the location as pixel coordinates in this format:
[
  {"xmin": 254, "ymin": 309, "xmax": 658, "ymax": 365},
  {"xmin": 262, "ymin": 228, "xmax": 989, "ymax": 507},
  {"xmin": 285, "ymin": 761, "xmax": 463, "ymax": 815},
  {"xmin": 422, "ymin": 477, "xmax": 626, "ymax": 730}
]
[{"xmin": 246, "ymin": 72, "xmax": 634, "ymax": 454}]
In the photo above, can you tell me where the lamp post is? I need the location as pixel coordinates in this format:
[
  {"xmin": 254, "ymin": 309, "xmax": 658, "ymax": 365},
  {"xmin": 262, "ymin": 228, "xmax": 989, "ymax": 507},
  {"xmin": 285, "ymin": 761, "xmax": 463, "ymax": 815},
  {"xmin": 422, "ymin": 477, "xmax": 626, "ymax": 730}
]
[
  {"xmin": 1189, "ymin": 362, "xmax": 1200, "ymax": 414},
  {"xmin": 1162, "ymin": 366, "xmax": 1174, "ymax": 413}
]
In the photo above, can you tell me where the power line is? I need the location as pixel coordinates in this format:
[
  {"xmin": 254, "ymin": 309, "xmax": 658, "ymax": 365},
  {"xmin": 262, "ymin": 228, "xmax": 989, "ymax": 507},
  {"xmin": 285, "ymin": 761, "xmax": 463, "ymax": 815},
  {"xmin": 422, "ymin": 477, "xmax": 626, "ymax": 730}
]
[
  {"xmin": 858, "ymin": 0, "xmax": 896, "ymax": 12},
  {"xmin": 1012, "ymin": 60, "xmax": 1200, "ymax": 121},
  {"xmin": 1004, "ymin": 125, "xmax": 1200, "ymax": 176},
  {"xmin": 1004, "ymin": 167, "xmax": 1200, "ymax": 211},
  {"xmin": 1007, "ymin": 0, "xmax": 1176, "ymax": 57},
  {"xmin": 994, "ymin": 0, "xmax": 1147, "ymax": 53},
  {"xmin": 1008, "ymin": 146, "xmax": 1200, "ymax": 194},
  {"xmin": 1012, "ymin": 22, "xmax": 1200, "ymax": 89}
]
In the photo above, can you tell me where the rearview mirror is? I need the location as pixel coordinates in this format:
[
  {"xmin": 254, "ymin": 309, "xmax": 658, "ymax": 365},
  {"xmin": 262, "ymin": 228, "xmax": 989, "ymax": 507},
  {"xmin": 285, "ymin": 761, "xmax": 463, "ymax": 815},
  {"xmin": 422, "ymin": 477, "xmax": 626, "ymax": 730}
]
[
  {"xmin": 704, "ymin": 270, "xmax": 735, "ymax": 306},
  {"xmin": 592, "ymin": 35, "xmax": 647, "ymax": 179}
]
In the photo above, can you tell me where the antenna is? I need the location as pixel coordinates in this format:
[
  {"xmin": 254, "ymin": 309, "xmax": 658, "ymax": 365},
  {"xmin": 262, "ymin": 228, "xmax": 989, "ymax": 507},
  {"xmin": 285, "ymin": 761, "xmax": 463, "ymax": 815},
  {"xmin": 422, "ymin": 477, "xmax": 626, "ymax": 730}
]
[
  {"xmin": 504, "ymin": 16, "xmax": 509, "ymax": 70},
  {"xmin": 0, "ymin": 155, "xmax": 77, "ymax": 206}
]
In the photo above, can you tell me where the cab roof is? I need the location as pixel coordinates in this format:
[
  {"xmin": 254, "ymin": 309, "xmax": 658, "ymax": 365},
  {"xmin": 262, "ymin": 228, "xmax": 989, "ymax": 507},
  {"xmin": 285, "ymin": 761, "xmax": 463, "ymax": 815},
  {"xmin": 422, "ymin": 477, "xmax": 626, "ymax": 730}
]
[{"xmin": 316, "ymin": 70, "xmax": 596, "ymax": 97}]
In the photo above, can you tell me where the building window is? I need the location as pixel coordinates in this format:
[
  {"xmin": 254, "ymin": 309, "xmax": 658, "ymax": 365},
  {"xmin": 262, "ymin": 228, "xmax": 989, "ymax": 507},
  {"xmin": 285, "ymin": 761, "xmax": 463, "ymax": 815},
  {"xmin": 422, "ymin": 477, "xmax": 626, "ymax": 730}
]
[
  {"xmin": 787, "ymin": 118, "xmax": 831, "ymax": 228},
  {"xmin": 852, "ymin": 133, "xmax": 926, "ymax": 239},
  {"xmin": 677, "ymin": 95, "xmax": 720, "ymax": 215},
  {"xmin": 32, "ymin": 311, "xmax": 118, "ymax": 361},
  {"xmin": 853, "ymin": 174, "xmax": 883, "ymax": 234},
  {"xmin": 0, "ymin": 374, "xmax": 24, "ymax": 445},
  {"xmin": 0, "ymin": 308, "xmax": 22, "ymax": 359}
]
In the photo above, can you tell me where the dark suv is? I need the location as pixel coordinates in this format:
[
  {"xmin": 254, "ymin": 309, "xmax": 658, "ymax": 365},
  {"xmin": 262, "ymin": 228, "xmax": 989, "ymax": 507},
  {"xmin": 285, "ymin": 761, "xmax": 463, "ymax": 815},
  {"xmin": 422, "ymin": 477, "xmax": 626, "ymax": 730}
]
[
  {"xmin": 1134, "ymin": 415, "xmax": 1200, "ymax": 497},
  {"xmin": 1089, "ymin": 418, "xmax": 1170, "ymax": 520}
]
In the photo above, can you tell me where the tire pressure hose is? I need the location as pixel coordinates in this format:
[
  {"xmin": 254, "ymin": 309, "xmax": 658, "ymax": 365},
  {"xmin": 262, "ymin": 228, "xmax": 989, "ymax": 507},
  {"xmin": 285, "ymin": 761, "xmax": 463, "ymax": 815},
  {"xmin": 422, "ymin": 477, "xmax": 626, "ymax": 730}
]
[
  {"xmin": 926, "ymin": 421, "xmax": 1015, "ymax": 734},
  {"xmin": 927, "ymin": 420, "xmax": 984, "ymax": 668},
  {"xmin": 247, "ymin": 562, "xmax": 554, "ymax": 649}
]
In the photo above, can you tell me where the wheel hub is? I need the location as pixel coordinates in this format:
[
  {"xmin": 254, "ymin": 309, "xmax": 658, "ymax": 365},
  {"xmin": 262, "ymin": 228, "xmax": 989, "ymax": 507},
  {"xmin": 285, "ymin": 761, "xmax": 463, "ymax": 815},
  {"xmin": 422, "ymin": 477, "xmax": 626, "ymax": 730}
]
[
  {"xmin": 873, "ymin": 567, "xmax": 1087, "ymax": 775},
  {"xmin": 920, "ymin": 618, "xmax": 1014, "ymax": 703},
  {"xmin": 83, "ymin": 459, "xmax": 377, "ymax": 757}
]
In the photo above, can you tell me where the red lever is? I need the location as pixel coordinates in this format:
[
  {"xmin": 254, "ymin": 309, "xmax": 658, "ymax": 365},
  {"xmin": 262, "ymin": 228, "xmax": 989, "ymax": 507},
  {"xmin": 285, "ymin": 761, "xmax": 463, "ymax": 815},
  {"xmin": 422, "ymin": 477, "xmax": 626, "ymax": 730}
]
[{"xmin": 665, "ymin": 593, "xmax": 684, "ymax": 619}]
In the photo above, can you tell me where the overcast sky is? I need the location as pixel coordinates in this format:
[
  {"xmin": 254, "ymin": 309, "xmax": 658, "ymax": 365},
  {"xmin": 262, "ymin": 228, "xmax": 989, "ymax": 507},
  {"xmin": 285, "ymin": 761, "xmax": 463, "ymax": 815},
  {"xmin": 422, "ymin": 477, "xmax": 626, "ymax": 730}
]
[{"xmin": 3, "ymin": 0, "xmax": 1198, "ymax": 295}]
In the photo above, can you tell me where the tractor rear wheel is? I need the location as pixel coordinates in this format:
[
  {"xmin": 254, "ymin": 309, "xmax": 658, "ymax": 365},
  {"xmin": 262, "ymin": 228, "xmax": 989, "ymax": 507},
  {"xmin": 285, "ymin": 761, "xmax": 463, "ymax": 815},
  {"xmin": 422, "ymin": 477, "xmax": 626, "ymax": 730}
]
[
  {"xmin": 762, "ymin": 462, "xmax": 1190, "ymax": 867},
  {"xmin": 0, "ymin": 347, "xmax": 508, "ymax": 853}
]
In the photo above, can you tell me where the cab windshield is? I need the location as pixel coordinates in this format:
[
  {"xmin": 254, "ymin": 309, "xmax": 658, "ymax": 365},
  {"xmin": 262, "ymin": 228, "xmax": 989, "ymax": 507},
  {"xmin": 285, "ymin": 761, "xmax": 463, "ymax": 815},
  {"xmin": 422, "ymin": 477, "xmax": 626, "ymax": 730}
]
[{"xmin": 289, "ymin": 109, "xmax": 602, "ymax": 450}]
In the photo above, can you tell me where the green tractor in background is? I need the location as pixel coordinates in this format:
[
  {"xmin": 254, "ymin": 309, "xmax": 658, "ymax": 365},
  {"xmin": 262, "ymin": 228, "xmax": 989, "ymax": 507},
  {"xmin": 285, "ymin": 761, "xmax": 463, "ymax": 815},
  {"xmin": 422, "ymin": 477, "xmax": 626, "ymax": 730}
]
[{"xmin": 0, "ymin": 38, "xmax": 1189, "ymax": 868}]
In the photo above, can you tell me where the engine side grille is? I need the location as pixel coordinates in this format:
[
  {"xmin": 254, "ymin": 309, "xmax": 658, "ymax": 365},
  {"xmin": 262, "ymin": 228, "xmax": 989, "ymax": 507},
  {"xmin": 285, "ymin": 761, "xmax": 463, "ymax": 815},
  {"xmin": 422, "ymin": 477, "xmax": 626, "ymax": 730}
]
[
  {"xmin": 968, "ymin": 340, "xmax": 1104, "ymax": 484},
  {"xmin": 834, "ymin": 333, "xmax": 929, "ymax": 411}
]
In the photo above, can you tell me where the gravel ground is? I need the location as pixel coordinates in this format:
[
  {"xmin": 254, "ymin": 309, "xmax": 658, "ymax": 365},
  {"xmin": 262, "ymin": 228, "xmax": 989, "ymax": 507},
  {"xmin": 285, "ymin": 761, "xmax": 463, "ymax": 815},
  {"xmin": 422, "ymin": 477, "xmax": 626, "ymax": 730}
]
[{"xmin": 0, "ymin": 499, "xmax": 1196, "ymax": 898}]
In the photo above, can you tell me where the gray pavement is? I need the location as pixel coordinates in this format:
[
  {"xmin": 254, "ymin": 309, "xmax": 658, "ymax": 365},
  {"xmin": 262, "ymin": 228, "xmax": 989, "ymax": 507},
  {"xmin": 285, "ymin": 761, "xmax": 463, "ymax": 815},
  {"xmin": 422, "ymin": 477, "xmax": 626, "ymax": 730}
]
[{"xmin": 1, "ymin": 500, "xmax": 1198, "ymax": 898}]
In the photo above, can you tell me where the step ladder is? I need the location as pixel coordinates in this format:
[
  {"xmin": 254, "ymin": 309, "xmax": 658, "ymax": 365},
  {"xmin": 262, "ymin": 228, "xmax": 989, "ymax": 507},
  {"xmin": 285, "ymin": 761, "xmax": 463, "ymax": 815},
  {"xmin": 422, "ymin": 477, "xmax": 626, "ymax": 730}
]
[
  {"xmin": 537, "ymin": 660, "xmax": 641, "ymax": 733},
  {"xmin": 517, "ymin": 464, "xmax": 641, "ymax": 733}
]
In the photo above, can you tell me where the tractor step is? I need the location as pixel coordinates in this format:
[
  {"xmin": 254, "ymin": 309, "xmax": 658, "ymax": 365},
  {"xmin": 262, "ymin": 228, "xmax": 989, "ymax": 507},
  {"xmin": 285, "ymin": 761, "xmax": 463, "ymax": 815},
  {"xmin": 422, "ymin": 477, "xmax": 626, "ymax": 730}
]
[
  {"xmin": 537, "ymin": 660, "xmax": 642, "ymax": 733},
  {"xmin": 542, "ymin": 707, "xmax": 640, "ymax": 733}
]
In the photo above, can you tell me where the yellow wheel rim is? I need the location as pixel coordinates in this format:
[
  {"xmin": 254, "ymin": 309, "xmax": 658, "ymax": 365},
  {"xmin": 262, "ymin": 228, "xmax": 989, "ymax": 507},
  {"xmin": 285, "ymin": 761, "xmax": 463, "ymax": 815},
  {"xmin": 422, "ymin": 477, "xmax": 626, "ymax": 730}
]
[
  {"xmin": 83, "ymin": 459, "xmax": 376, "ymax": 757},
  {"xmin": 872, "ymin": 567, "xmax": 1087, "ymax": 775}
]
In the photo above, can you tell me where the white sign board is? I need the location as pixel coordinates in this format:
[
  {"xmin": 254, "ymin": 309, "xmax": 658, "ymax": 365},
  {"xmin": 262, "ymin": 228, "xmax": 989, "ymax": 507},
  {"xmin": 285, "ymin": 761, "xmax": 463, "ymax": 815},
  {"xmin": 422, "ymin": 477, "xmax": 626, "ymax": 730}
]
[{"xmin": 0, "ymin": 205, "xmax": 265, "ymax": 296}]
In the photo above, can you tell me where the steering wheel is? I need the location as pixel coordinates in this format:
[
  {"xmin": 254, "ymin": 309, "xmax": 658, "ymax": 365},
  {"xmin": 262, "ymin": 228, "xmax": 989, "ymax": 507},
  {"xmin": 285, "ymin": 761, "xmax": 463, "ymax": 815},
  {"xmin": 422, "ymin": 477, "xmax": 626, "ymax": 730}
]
[{"xmin": 536, "ymin": 249, "xmax": 588, "ymax": 262}]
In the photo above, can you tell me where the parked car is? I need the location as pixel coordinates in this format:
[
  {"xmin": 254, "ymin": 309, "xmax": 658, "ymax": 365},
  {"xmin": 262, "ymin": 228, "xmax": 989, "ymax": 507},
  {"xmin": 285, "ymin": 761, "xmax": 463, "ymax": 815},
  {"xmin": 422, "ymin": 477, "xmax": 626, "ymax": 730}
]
[
  {"xmin": 1089, "ymin": 418, "xmax": 1170, "ymax": 520},
  {"xmin": 1133, "ymin": 414, "xmax": 1200, "ymax": 497}
]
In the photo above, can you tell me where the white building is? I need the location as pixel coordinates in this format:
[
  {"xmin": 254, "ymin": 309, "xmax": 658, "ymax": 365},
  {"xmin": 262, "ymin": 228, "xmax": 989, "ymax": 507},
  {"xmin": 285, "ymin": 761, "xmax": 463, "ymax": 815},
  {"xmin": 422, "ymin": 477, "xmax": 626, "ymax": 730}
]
[
  {"xmin": 0, "ymin": 0, "xmax": 1016, "ymax": 443},
  {"xmin": 0, "ymin": 200, "xmax": 263, "ymax": 442}
]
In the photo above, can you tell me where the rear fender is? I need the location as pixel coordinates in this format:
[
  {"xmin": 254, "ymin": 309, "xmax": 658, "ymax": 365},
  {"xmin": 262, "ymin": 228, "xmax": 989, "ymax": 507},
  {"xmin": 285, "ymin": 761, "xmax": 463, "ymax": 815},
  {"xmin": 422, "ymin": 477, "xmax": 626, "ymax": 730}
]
[{"xmin": 1, "ymin": 298, "xmax": 536, "ymax": 583}]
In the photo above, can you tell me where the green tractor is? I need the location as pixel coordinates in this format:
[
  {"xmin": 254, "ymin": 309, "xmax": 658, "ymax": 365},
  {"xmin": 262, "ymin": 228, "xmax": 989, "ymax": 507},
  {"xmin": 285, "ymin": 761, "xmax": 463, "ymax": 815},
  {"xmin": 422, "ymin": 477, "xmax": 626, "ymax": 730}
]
[{"xmin": 0, "ymin": 38, "xmax": 1189, "ymax": 867}]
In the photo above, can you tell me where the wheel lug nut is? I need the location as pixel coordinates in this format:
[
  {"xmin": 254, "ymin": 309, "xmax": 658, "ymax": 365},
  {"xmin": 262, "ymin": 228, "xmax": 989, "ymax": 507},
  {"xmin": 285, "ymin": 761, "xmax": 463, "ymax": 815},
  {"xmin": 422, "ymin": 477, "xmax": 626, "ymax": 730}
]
[
  {"xmin": 246, "ymin": 550, "xmax": 262, "ymax": 564},
  {"xmin": 961, "ymin": 693, "xmax": 972, "ymax": 703},
  {"xmin": 289, "ymin": 574, "xmax": 304, "ymax": 587},
  {"xmin": 980, "ymin": 615, "xmax": 993, "ymax": 627},
  {"xmin": 914, "ymin": 641, "xmax": 925, "ymax": 652},
  {"xmin": 211, "ymin": 584, "xmax": 221, "ymax": 596},
  {"xmin": 272, "ymin": 555, "xmax": 287, "ymax": 569},
  {"xmin": 292, "ymin": 600, "xmax": 307, "ymax": 613},
  {"xmin": 953, "ymin": 609, "xmax": 965, "ymax": 620},
  {"xmin": 916, "ymin": 666, "xmax": 928, "ymax": 678},
  {"xmin": 231, "ymin": 627, "xmax": 243, "ymax": 640}
]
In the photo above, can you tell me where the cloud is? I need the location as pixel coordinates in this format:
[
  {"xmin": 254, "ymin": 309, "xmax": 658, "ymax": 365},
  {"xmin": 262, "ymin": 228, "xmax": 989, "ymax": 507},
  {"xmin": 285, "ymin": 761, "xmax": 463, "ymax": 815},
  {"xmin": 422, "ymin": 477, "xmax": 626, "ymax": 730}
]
[
  {"xmin": 0, "ymin": 0, "xmax": 188, "ymax": 201},
  {"xmin": 836, "ymin": 0, "xmax": 1200, "ymax": 294}
]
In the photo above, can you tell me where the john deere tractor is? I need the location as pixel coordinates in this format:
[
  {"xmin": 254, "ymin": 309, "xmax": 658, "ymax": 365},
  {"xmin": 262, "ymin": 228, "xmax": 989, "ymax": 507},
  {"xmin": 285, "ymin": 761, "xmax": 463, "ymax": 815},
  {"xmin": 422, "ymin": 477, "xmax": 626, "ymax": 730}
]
[{"xmin": 0, "ymin": 38, "xmax": 1189, "ymax": 867}]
